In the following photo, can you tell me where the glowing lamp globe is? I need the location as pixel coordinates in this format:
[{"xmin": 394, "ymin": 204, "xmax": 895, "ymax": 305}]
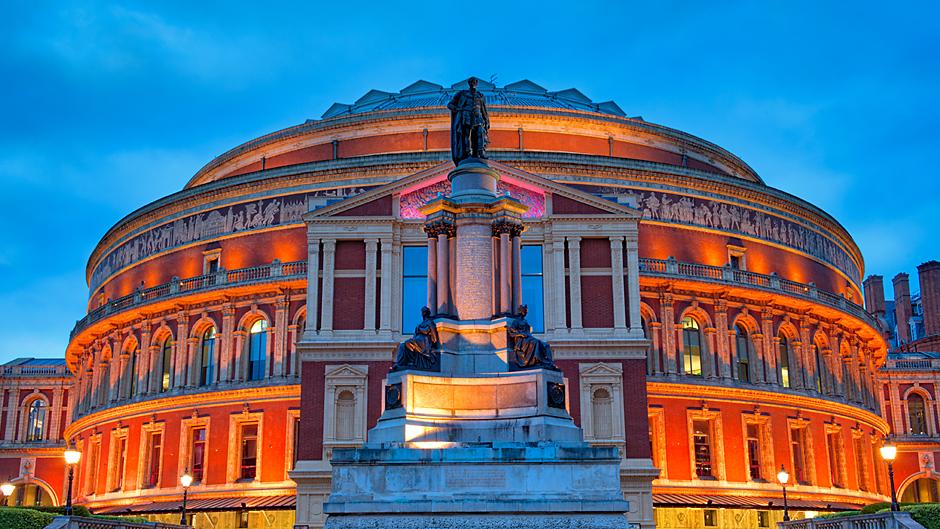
[
  {"xmin": 881, "ymin": 444, "xmax": 898, "ymax": 462},
  {"xmin": 180, "ymin": 472, "xmax": 194, "ymax": 488},
  {"xmin": 0, "ymin": 482, "xmax": 14, "ymax": 497},
  {"xmin": 777, "ymin": 466, "xmax": 790, "ymax": 485},
  {"xmin": 64, "ymin": 447, "xmax": 81, "ymax": 465}
]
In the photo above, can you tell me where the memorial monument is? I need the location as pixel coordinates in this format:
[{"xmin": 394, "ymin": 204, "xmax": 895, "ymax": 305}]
[{"xmin": 319, "ymin": 77, "xmax": 636, "ymax": 529}]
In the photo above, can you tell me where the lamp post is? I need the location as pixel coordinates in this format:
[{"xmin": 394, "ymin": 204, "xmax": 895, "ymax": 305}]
[
  {"xmin": 63, "ymin": 441, "xmax": 81, "ymax": 516},
  {"xmin": 180, "ymin": 470, "xmax": 193, "ymax": 526},
  {"xmin": 0, "ymin": 480, "xmax": 14, "ymax": 507},
  {"xmin": 880, "ymin": 441, "xmax": 899, "ymax": 512},
  {"xmin": 777, "ymin": 464, "xmax": 791, "ymax": 521}
]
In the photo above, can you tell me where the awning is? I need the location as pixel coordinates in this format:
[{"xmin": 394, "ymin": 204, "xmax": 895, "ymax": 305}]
[
  {"xmin": 653, "ymin": 493, "xmax": 862, "ymax": 511},
  {"xmin": 94, "ymin": 494, "xmax": 296, "ymax": 515}
]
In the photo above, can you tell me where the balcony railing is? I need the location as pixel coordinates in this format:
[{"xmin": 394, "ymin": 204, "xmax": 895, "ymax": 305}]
[
  {"xmin": 640, "ymin": 257, "xmax": 878, "ymax": 329},
  {"xmin": 46, "ymin": 516, "xmax": 187, "ymax": 529},
  {"xmin": 1, "ymin": 365, "xmax": 70, "ymax": 376},
  {"xmin": 71, "ymin": 256, "xmax": 876, "ymax": 343},
  {"xmin": 777, "ymin": 511, "xmax": 924, "ymax": 529},
  {"xmin": 71, "ymin": 260, "xmax": 307, "ymax": 341}
]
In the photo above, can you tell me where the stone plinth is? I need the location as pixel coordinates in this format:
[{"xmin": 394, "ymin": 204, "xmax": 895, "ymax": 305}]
[
  {"xmin": 369, "ymin": 369, "xmax": 580, "ymax": 445},
  {"xmin": 324, "ymin": 444, "xmax": 631, "ymax": 529}
]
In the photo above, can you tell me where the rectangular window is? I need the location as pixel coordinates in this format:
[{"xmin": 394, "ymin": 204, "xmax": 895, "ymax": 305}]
[
  {"xmin": 145, "ymin": 432, "xmax": 162, "ymax": 488},
  {"xmin": 704, "ymin": 509, "xmax": 718, "ymax": 527},
  {"xmin": 114, "ymin": 436, "xmax": 127, "ymax": 491},
  {"xmin": 292, "ymin": 416, "xmax": 301, "ymax": 469},
  {"xmin": 790, "ymin": 427, "xmax": 808, "ymax": 484},
  {"xmin": 401, "ymin": 246, "xmax": 428, "ymax": 333},
  {"xmin": 758, "ymin": 511, "xmax": 770, "ymax": 528},
  {"xmin": 191, "ymin": 428, "xmax": 207, "ymax": 484},
  {"xmin": 692, "ymin": 420, "xmax": 714, "ymax": 479},
  {"xmin": 520, "ymin": 245, "xmax": 544, "ymax": 333},
  {"xmin": 854, "ymin": 436, "xmax": 869, "ymax": 492},
  {"xmin": 86, "ymin": 440, "xmax": 100, "ymax": 495},
  {"xmin": 238, "ymin": 510, "xmax": 249, "ymax": 529},
  {"xmin": 746, "ymin": 423, "xmax": 763, "ymax": 481},
  {"xmin": 239, "ymin": 424, "xmax": 258, "ymax": 481},
  {"xmin": 828, "ymin": 431, "xmax": 844, "ymax": 488}
]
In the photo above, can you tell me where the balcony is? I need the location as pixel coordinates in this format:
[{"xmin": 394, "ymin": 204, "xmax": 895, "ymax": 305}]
[{"xmin": 639, "ymin": 257, "xmax": 878, "ymax": 329}]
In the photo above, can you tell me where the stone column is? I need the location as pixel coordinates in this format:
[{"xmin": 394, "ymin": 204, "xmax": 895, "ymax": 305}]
[
  {"xmin": 364, "ymin": 239, "xmax": 378, "ymax": 331},
  {"xmin": 511, "ymin": 232, "xmax": 522, "ymax": 313},
  {"xmin": 49, "ymin": 388, "xmax": 64, "ymax": 441},
  {"xmin": 320, "ymin": 240, "xmax": 336, "ymax": 333},
  {"xmin": 661, "ymin": 294, "xmax": 677, "ymax": 374},
  {"xmin": 714, "ymin": 300, "xmax": 732, "ymax": 379},
  {"xmin": 626, "ymin": 237, "xmax": 642, "ymax": 334},
  {"xmin": 186, "ymin": 338, "xmax": 199, "ymax": 387},
  {"xmin": 761, "ymin": 310, "xmax": 776, "ymax": 384},
  {"xmin": 139, "ymin": 323, "xmax": 151, "ymax": 395},
  {"xmin": 648, "ymin": 322, "xmax": 663, "ymax": 374},
  {"xmin": 220, "ymin": 303, "xmax": 235, "ymax": 383},
  {"xmin": 306, "ymin": 240, "xmax": 320, "ymax": 334},
  {"xmin": 610, "ymin": 237, "xmax": 626, "ymax": 330},
  {"xmin": 4, "ymin": 388, "xmax": 17, "ymax": 440},
  {"xmin": 426, "ymin": 235, "xmax": 438, "ymax": 313},
  {"xmin": 380, "ymin": 238, "xmax": 393, "ymax": 332},
  {"xmin": 274, "ymin": 298, "xmax": 289, "ymax": 376},
  {"xmin": 567, "ymin": 237, "xmax": 583, "ymax": 330},
  {"xmin": 175, "ymin": 313, "xmax": 189, "ymax": 388},
  {"xmin": 437, "ymin": 231, "xmax": 451, "ymax": 316},
  {"xmin": 455, "ymin": 214, "xmax": 496, "ymax": 319},
  {"xmin": 233, "ymin": 331, "xmax": 246, "ymax": 381},
  {"xmin": 552, "ymin": 239, "xmax": 567, "ymax": 330},
  {"xmin": 498, "ymin": 227, "xmax": 512, "ymax": 315},
  {"xmin": 791, "ymin": 340, "xmax": 805, "ymax": 390}
]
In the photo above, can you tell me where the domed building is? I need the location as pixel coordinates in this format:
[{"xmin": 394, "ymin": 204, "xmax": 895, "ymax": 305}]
[{"xmin": 61, "ymin": 78, "xmax": 888, "ymax": 529}]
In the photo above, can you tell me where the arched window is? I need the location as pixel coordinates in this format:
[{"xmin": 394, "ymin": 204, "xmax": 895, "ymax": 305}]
[
  {"xmin": 160, "ymin": 338, "xmax": 173, "ymax": 392},
  {"xmin": 335, "ymin": 390, "xmax": 356, "ymax": 441},
  {"xmin": 592, "ymin": 388, "xmax": 613, "ymax": 439},
  {"xmin": 735, "ymin": 323, "xmax": 752, "ymax": 383},
  {"xmin": 778, "ymin": 333, "xmax": 791, "ymax": 388},
  {"xmin": 909, "ymin": 393, "xmax": 929, "ymax": 435},
  {"xmin": 25, "ymin": 400, "xmax": 46, "ymax": 442},
  {"xmin": 248, "ymin": 320, "xmax": 268, "ymax": 381},
  {"xmin": 681, "ymin": 317, "xmax": 703, "ymax": 376},
  {"xmin": 127, "ymin": 345, "xmax": 138, "ymax": 397},
  {"xmin": 200, "ymin": 327, "xmax": 216, "ymax": 386}
]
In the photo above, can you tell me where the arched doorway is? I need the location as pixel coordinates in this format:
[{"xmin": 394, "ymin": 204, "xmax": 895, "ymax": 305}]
[
  {"xmin": 6, "ymin": 480, "xmax": 56, "ymax": 507},
  {"xmin": 900, "ymin": 476, "xmax": 940, "ymax": 503}
]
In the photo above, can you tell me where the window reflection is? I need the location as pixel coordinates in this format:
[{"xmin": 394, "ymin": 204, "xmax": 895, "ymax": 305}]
[
  {"xmin": 402, "ymin": 246, "xmax": 428, "ymax": 333},
  {"xmin": 521, "ymin": 245, "xmax": 544, "ymax": 333}
]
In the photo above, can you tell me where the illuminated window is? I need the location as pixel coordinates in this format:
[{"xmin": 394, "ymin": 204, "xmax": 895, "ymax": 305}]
[
  {"xmin": 112, "ymin": 436, "xmax": 127, "ymax": 491},
  {"xmin": 778, "ymin": 333, "xmax": 791, "ymax": 388},
  {"xmin": 854, "ymin": 436, "xmax": 869, "ymax": 492},
  {"xmin": 239, "ymin": 424, "xmax": 258, "ymax": 481},
  {"xmin": 401, "ymin": 246, "xmax": 428, "ymax": 333},
  {"xmin": 200, "ymin": 327, "xmax": 216, "ymax": 386},
  {"xmin": 128, "ymin": 346, "xmax": 138, "ymax": 397},
  {"xmin": 238, "ymin": 510, "xmax": 249, "ymax": 529},
  {"xmin": 827, "ymin": 431, "xmax": 845, "ymax": 488},
  {"xmin": 521, "ymin": 245, "xmax": 544, "ymax": 332},
  {"xmin": 160, "ymin": 338, "xmax": 172, "ymax": 392},
  {"xmin": 144, "ymin": 432, "xmax": 162, "ymax": 488},
  {"xmin": 292, "ymin": 415, "xmax": 301, "ymax": 469},
  {"xmin": 790, "ymin": 426, "xmax": 809, "ymax": 485},
  {"xmin": 248, "ymin": 320, "xmax": 268, "ymax": 381},
  {"xmin": 85, "ymin": 439, "xmax": 100, "ymax": 495},
  {"xmin": 681, "ymin": 317, "xmax": 703, "ymax": 376},
  {"xmin": 191, "ymin": 428, "xmax": 207, "ymax": 484},
  {"xmin": 692, "ymin": 420, "xmax": 714, "ymax": 479},
  {"xmin": 25, "ymin": 400, "xmax": 46, "ymax": 442},
  {"xmin": 735, "ymin": 323, "xmax": 752, "ymax": 382},
  {"xmin": 908, "ymin": 393, "xmax": 929, "ymax": 435},
  {"xmin": 758, "ymin": 511, "xmax": 770, "ymax": 528},
  {"xmin": 746, "ymin": 423, "xmax": 763, "ymax": 481},
  {"xmin": 727, "ymin": 245, "xmax": 747, "ymax": 271},
  {"xmin": 704, "ymin": 509, "xmax": 718, "ymax": 527}
]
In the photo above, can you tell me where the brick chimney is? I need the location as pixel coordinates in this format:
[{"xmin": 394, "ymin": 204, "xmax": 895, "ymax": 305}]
[
  {"xmin": 863, "ymin": 275, "xmax": 886, "ymax": 316},
  {"xmin": 917, "ymin": 261, "xmax": 940, "ymax": 337},
  {"xmin": 893, "ymin": 273, "xmax": 913, "ymax": 343}
]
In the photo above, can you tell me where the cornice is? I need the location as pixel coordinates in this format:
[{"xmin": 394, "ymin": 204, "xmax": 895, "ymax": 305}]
[
  {"xmin": 647, "ymin": 381, "xmax": 889, "ymax": 433},
  {"xmin": 64, "ymin": 383, "xmax": 300, "ymax": 439}
]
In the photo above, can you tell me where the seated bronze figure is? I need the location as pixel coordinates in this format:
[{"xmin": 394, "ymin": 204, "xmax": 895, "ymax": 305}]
[
  {"xmin": 507, "ymin": 305, "xmax": 556, "ymax": 370},
  {"xmin": 392, "ymin": 306, "xmax": 441, "ymax": 371}
]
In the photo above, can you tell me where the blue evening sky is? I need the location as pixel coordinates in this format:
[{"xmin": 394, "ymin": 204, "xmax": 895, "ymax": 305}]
[{"xmin": 1, "ymin": 1, "xmax": 937, "ymax": 364}]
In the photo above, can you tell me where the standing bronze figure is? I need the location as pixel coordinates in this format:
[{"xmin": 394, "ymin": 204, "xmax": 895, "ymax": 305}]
[
  {"xmin": 448, "ymin": 77, "xmax": 489, "ymax": 165},
  {"xmin": 507, "ymin": 305, "xmax": 556, "ymax": 370},
  {"xmin": 392, "ymin": 306, "xmax": 441, "ymax": 371}
]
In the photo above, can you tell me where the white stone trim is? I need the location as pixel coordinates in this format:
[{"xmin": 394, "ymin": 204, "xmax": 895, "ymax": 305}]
[{"xmin": 322, "ymin": 364, "xmax": 369, "ymax": 459}]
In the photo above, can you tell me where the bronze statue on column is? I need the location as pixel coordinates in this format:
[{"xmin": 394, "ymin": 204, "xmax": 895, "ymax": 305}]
[{"xmin": 448, "ymin": 77, "xmax": 489, "ymax": 165}]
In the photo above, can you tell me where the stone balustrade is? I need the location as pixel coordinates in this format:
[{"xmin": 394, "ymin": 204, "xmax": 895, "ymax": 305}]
[
  {"xmin": 70, "ymin": 260, "xmax": 307, "ymax": 341},
  {"xmin": 640, "ymin": 257, "xmax": 877, "ymax": 329},
  {"xmin": 45, "ymin": 515, "xmax": 187, "ymax": 529},
  {"xmin": 777, "ymin": 512, "xmax": 925, "ymax": 529}
]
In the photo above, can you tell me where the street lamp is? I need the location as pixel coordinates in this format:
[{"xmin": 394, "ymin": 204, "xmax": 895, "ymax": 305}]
[
  {"xmin": 0, "ymin": 481, "xmax": 14, "ymax": 506},
  {"xmin": 63, "ymin": 441, "xmax": 81, "ymax": 516},
  {"xmin": 777, "ymin": 464, "xmax": 791, "ymax": 521},
  {"xmin": 180, "ymin": 470, "xmax": 193, "ymax": 526},
  {"xmin": 880, "ymin": 441, "xmax": 900, "ymax": 512}
]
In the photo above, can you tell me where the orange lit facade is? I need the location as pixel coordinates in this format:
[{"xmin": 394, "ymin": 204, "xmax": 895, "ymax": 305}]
[{"xmin": 52, "ymin": 79, "xmax": 890, "ymax": 528}]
